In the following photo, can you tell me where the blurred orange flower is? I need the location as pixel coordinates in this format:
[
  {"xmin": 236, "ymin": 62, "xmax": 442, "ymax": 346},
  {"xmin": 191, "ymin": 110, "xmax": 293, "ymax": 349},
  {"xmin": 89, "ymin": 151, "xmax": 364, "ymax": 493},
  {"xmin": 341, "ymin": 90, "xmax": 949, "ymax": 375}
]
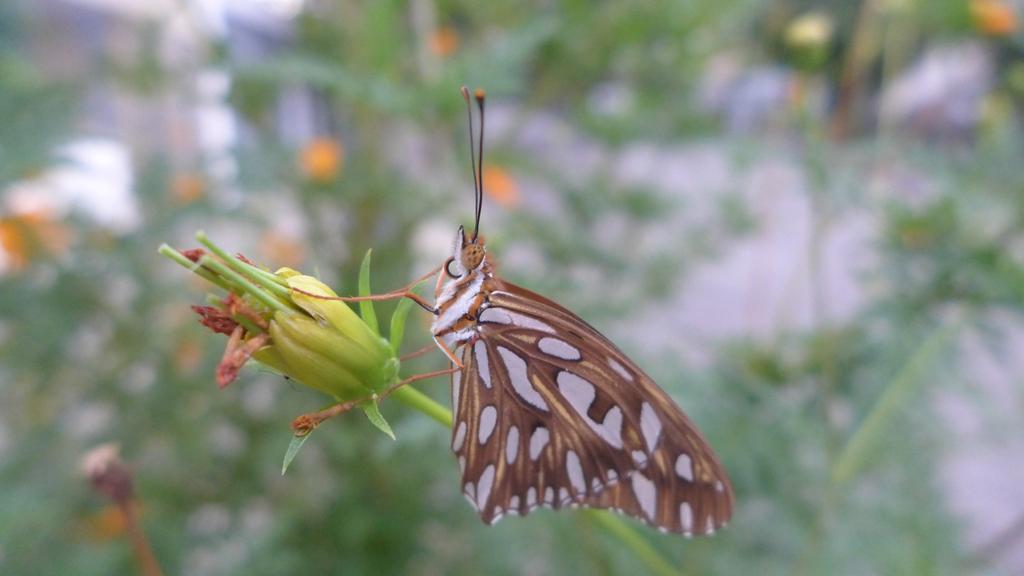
[
  {"xmin": 299, "ymin": 137, "xmax": 344, "ymax": 183},
  {"xmin": 174, "ymin": 339, "xmax": 204, "ymax": 374},
  {"xmin": 482, "ymin": 164, "xmax": 520, "ymax": 208},
  {"xmin": 172, "ymin": 173, "xmax": 206, "ymax": 205},
  {"xmin": 260, "ymin": 230, "xmax": 306, "ymax": 268},
  {"xmin": 0, "ymin": 209, "xmax": 70, "ymax": 271},
  {"xmin": 429, "ymin": 26, "xmax": 459, "ymax": 57},
  {"xmin": 971, "ymin": 0, "xmax": 1018, "ymax": 36}
]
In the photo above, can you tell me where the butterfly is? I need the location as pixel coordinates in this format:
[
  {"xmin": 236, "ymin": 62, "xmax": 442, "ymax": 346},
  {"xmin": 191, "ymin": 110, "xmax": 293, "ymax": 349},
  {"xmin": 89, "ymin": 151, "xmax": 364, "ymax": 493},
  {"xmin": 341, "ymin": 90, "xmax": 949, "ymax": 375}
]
[{"xmin": 426, "ymin": 88, "xmax": 734, "ymax": 536}]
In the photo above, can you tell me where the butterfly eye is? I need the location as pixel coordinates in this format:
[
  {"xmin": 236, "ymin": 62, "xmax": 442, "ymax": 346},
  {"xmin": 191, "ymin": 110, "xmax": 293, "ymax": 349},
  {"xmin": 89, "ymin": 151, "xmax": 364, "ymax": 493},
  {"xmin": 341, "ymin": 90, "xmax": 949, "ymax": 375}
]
[{"xmin": 445, "ymin": 257, "xmax": 460, "ymax": 278}]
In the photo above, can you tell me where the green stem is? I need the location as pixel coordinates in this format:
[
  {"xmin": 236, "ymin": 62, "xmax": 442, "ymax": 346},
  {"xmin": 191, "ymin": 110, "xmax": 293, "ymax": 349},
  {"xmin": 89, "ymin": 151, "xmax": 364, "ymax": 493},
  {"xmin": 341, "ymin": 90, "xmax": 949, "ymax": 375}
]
[
  {"xmin": 158, "ymin": 244, "xmax": 235, "ymax": 293},
  {"xmin": 195, "ymin": 231, "xmax": 292, "ymax": 299},
  {"xmin": 830, "ymin": 313, "xmax": 965, "ymax": 486},
  {"xmin": 390, "ymin": 386, "xmax": 452, "ymax": 427},
  {"xmin": 794, "ymin": 313, "xmax": 967, "ymax": 576},
  {"xmin": 389, "ymin": 383, "xmax": 681, "ymax": 576},
  {"xmin": 584, "ymin": 510, "xmax": 682, "ymax": 576},
  {"xmin": 198, "ymin": 255, "xmax": 291, "ymax": 314},
  {"xmin": 245, "ymin": 262, "xmax": 292, "ymax": 293}
]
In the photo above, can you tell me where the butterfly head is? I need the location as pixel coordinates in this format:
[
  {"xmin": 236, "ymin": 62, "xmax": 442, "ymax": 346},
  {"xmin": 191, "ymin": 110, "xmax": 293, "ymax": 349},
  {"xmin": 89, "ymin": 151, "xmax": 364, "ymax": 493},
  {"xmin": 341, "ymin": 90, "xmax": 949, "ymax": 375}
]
[
  {"xmin": 445, "ymin": 86, "xmax": 492, "ymax": 280},
  {"xmin": 447, "ymin": 225, "xmax": 486, "ymax": 277}
]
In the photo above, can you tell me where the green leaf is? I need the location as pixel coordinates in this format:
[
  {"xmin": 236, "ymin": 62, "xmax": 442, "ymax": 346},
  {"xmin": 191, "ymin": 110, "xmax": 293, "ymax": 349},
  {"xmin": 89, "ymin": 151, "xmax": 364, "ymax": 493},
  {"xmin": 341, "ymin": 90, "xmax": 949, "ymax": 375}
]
[
  {"xmin": 281, "ymin": 432, "xmax": 313, "ymax": 475},
  {"xmin": 830, "ymin": 315, "xmax": 965, "ymax": 486},
  {"xmin": 388, "ymin": 288, "xmax": 415, "ymax": 354},
  {"xmin": 358, "ymin": 249, "xmax": 379, "ymax": 335},
  {"xmin": 361, "ymin": 399, "xmax": 395, "ymax": 440}
]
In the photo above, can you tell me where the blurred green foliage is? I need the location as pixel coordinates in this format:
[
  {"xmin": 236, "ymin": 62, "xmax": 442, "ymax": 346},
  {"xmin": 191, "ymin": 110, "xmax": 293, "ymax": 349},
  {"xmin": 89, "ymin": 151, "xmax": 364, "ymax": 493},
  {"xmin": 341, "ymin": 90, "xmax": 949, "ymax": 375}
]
[{"xmin": 2, "ymin": 0, "xmax": 1024, "ymax": 575}]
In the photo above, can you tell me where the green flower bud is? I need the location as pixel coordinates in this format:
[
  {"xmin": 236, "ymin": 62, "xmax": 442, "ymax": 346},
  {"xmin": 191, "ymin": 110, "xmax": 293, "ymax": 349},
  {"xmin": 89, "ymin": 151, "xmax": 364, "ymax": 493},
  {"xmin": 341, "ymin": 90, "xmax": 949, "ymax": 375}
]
[
  {"xmin": 251, "ymin": 274, "xmax": 398, "ymax": 400},
  {"xmin": 163, "ymin": 239, "xmax": 401, "ymax": 402}
]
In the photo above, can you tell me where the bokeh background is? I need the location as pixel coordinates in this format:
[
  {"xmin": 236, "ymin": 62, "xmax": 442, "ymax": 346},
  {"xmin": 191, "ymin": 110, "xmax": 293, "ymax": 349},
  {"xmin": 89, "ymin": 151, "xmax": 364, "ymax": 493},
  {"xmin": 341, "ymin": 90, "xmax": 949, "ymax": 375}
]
[{"xmin": 3, "ymin": 0, "xmax": 1024, "ymax": 574}]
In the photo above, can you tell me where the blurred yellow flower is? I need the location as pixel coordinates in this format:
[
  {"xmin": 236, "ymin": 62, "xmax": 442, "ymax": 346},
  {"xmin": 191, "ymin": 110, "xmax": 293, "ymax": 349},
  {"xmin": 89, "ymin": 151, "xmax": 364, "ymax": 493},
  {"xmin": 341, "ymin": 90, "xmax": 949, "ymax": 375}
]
[
  {"xmin": 785, "ymin": 12, "xmax": 834, "ymax": 50},
  {"xmin": 299, "ymin": 137, "xmax": 344, "ymax": 183},
  {"xmin": 0, "ymin": 209, "xmax": 70, "ymax": 271},
  {"xmin": 429, "ymin": 26, "xmax": 459, "ymax": 57},
  {"xmin": 784, "ymin": 11, "xmax": 833, "ymax": 72},
  {"xmin": 172, "ymin": 173, "xmax": 205, "ymax": 205},
  {"xmin": 971, "ymin": 0, "xmax": 1018, "ymax": 36},
  {"xmin": 482, "ymin": 164, "xmax": 520, "ymax": 208}
]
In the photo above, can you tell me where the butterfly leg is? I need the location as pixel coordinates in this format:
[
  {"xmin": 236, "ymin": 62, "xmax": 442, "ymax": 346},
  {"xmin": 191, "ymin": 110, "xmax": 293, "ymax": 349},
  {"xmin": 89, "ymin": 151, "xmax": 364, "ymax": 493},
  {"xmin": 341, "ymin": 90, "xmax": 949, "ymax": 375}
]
[
  {"xmin": 290, "ymin": 265, "xmax": 442, "ymax": 313},
  {"xmin": 291, "ymin": 366, "xmax": 460, "ymax": 435},
  {"xmin": 433, "ymin": 335, "xmax": 464, "ymax": 369},
  {"xmin": 399, "ymin": 344, "xmax": 437, "ymax": 362},
  {"xmin": 373, "ymin": 264, "xmax": 442, "ymax": 297},
  {"xmin": 434, "ymin": 265, "xmax": 447, "ymax": 299}
]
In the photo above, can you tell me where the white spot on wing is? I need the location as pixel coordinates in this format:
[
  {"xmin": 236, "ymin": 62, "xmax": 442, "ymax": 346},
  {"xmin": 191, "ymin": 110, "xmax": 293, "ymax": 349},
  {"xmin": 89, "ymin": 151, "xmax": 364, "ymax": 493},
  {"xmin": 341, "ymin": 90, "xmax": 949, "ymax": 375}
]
[
  {"xmin": 453, "ymin": 421, "xmax": 467, "ymax": 451},
  {"xmin": 477, "ymin": 306, "xmax": 556, "ymax": 333},
  {"xmin": 680, "ymin": 502, "xmax": 694, "ymax": 534},
  {"xmin": 544, "ymin": 486, "xmax": 554, "ymax": 505},
  {"xmin": 631, "ymin": 472, "xmax": 657, "ymax": 520},
  {"xmin": 631, "ymin": 450, "xmax": 648, "ymax": 466},
  {"xmin": 477, "ymin": 465, "xmax": 496, "ymax": 510},
  {"xmin": 538, "ymin": 337, "xmax": 581, "ymax": 360},
  {"xmin": 557, "ymin": 371, "xmax": 595, "ymax": 413},
  {"xmin": 705, "ymin": 517, "xmax": 715, "ymax": 535},
  {"xmin": 506, "ymin": 426, "xmax": 519, "ymax": 464},
  {"xmin": 559, "ymin": 487, "xmax": 569, "ymax": 503},
  {"xmin": 475, "ymin": 340, "xmax": 492, "ymax": 389},
  {"xmin": 608, "ymin": 358, "xmax": 633, "ymax": 381},
  {"xmin": 566, "ymin": 450, "xmax": 586, "ymax": 494},
  {"xmin": 478, "ymin": 307, "xmax": 511, "ymax": 324},
  {"xmin": 529, "ymin": 427, "xmax": 550, "ymax": 460},
  {"xmin": 675, "ymin": 454, "xmax": 694, "ymax": 482},
  {"xmin": 451, "ymin": 370, "xmax": 462, "ymax": 410},
  {"xmin": 478, "ymin": 405, "xmax": 497, "ymax": 445},
  {"xmin": 509, "ymin": 311, "xmax": 552, "ymax": 334},
  {"xmin": 527, "ymin": 487, "xmax": 537, "ymax": 507},
  {"xmin": 498, "ymin": 347, "xmax": 549, "ymax": 410},
  {"xmin": 556, "ymin": 371, "xmax": 624, "ymax": 449},
  {"xmin": 507, "ymin": 311, "xmax": 556, "ymax": 333},
  {"xmin": 640, "ymin": 402, "xmax": 662, "ymax": 452},
  {"xmin": 509, "ymin": 495, "xmax": 520, "ymax": 510},
  {"xmin": 601, "ymin": 406, "xmax": 624, "ymax": 449}
]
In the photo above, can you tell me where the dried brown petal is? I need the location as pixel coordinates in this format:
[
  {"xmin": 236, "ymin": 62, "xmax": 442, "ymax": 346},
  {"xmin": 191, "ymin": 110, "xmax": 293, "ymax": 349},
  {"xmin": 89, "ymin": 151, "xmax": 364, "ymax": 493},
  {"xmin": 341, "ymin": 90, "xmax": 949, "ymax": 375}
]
[
  {"xmin": 216, "ymin": 327, "xmax": 271, "ymax": 388},
  {"xmin": 179, "ymin": 248, "xmax": 206, "ymax": 262},
  {"xmin": 191, "ymin": 305, "xmax": 238, "ymax": 336}
]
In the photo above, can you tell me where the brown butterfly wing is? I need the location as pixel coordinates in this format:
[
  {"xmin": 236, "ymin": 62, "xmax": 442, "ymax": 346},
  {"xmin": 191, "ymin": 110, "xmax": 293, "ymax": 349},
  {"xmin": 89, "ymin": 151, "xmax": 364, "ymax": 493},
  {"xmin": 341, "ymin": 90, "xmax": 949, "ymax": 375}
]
[{"xmin": 449, "ymin": 279, "xmax": 734, "ymax": 535}]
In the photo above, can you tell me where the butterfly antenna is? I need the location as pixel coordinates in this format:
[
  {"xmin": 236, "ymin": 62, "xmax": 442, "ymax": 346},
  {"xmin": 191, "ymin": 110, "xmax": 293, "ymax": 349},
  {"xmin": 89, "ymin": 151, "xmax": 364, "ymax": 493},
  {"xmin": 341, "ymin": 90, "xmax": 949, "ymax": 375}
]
[
  {"xmin": 460, "ymin": 87, "xmax": 481, "ymax": 241},
  {"xmin": 473, "ymin": 89, "xmax": 486, "ymax": 242}
]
